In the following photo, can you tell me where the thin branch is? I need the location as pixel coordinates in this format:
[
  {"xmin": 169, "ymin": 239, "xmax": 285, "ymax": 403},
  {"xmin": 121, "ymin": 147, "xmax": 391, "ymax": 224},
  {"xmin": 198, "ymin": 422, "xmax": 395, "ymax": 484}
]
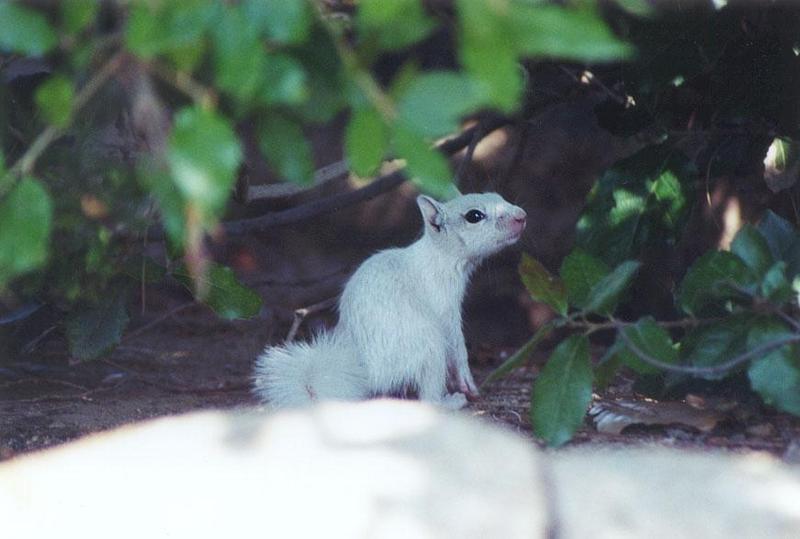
[
  {"xmin": 614, "ymin": 320, "xmax": 800, "ymax": 377},
  {"xmin": 138, "ymin": 116, "xmax": 510, "ymax": 240},
  {"xmin": 285, "ymin": 296, "xmax": 338, "ymax": 343},
  {"xmin": 569, "ymin": 316, "xmax": 721, "ymax": 335},
  {"xmin": 122, "ymin": 302, "xmax": 195, "ymax": 341}
]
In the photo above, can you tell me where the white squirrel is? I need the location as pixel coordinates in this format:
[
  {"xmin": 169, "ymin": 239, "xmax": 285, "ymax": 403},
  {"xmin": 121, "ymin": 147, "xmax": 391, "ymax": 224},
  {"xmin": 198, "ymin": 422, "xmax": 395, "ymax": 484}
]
[{"xmin": 253, "ymin": 192, "xmax": 527, "ymax": 410}]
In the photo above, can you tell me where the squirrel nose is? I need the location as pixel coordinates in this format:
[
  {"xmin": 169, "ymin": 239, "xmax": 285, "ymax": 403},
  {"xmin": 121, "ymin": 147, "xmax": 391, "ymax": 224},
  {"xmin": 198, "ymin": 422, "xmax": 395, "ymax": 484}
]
[{"xmin": 512, "ymin": 208, "xmax": 527, "ymax": 226}]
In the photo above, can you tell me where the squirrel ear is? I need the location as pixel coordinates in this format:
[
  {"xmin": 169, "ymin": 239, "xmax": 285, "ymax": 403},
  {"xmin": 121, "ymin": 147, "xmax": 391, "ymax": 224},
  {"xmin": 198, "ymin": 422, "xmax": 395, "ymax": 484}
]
[{"xmin": 417, "ymin": 195, "xmax": 445, "ymax": 232}]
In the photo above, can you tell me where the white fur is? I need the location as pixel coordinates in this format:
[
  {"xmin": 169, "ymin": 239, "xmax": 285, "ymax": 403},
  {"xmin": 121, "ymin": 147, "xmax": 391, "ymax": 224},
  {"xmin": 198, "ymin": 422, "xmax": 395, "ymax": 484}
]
[
  {"xmin": 253, "ymin": 332, "xmax": 369, "ymax": 408},
  {"xmin": 253, "ymin": 192, "xmax": 526, "ymax": 409}
]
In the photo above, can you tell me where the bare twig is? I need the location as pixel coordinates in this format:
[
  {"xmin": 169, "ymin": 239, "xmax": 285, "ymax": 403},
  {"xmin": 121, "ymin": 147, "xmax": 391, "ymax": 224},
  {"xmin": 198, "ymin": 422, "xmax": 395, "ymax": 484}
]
[
  {"xmin": 285, "ymin": 296, "xmax": 339, "ymax": 343},
  {"xmin": 122, "ymin": 302, "xmax": 195, "ymax": 342},
  {"xmin": 614, "ymin": 319, "xmax": 800, "ymax": 377},
  {"xmin": 570, "ymin": 316, "xmax": 721, "ymax": 336}
]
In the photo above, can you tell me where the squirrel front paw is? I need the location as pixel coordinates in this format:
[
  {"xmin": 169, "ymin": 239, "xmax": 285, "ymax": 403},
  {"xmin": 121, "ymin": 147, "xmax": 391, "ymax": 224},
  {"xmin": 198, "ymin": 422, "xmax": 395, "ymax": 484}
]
[
  {"xmin": 459, "ymin": 378, "xmax": 480, "ymax": 400},
  {"xmin": 438, "ymin": 392, "xmax": 468, "ymax": 410}
]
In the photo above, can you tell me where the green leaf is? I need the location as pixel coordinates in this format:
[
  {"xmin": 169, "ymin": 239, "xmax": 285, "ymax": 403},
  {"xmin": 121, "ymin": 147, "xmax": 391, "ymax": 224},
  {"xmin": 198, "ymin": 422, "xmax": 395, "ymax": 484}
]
[
  {"xmin": 757, "ymin": 210, "xmax": 800, "ymax": 279},
  {"xmin": 66, "ymin": 289, "xmax": 130, "ymax": 361},
  {"xmin": 618, "ymin": 316, "xmax": 678, "ymax": 374},
  {"xmin": 0, "ymin": 3, "xmax": 58, "ymax": 55},
  {"xmin": 138, "ymin": 163, "xmax": 185, "ymax": 248},
  {"xmin": 680, "ymin": 315, "xmax": 751, "ymax": 376},
  {"xmin": 594, "ymin": 339, "xmax": 623, "ymax": 389},
  {"xmin": 176, "ymin": 263, "xmax": 262, "ymax": 320},
  {"xmin": 358, "ymin": 0, "xmax": 436, "ymax": 51},
  {"xmin": 519, "ymin": 254, "xmax": 568, "ymax": 316},
  {"xmin": 398, "ymin": 72, "xmax": 484, "ymax": 139},
  {"xmin": 511, "ymin": 5, "xmax": 632, "ymax": 62},
  {"xmin": 212, "ymin": 6, "xmax": 265, "ymax": 102},
  {"xmin": 761, "ymin": 261, "xmax": 794, "ymax": 303},
  {"xmin": 731, "ymin": 224, "xmax": 773, "ymax": 278},
  {"xmin": 531, "ymin": 335, "xmax": 593, "ymax": 446},
  {"xmin": 584, "ymin": 260, "xmax": 641, "ymax": 315},
  {"xmin": 167, "ymin": 107, "xmax": 243, "ymax": 217},
  {"xmin": 261, "ymin": 53, "xmax": 308, "ymax": 106},
  {"xmin": 290, "ymin": 24, "xmax": 348, "ymax": 122},
  {"xmin": 677, "ymin": 251, "xmax": 755, "ymax": 316},
  {"xmin": 35, "ymin": 76, "xmax": 75, "ymax": 128},
  {"xmin": 258, "ymin": 114, "xmax": 315, "ymax": 185},
  {"xmin": 0, "ymin": 178, "xmax": 53, "ymax": 288},
  {"xmin": 576, "ymin": 146, "xmax": 695, "ymax": 265},
  {"xmin": 346, "ymin": 107, "xmax": 389, "ymax": 177},
  {"xmin": 481, "ymin": 322, "xmax": 555, "ymax": 388},
  {"xmin": 559, "ymin": 249, "xmax": 609, "ymax": 309},
  {"xmin": 747, "ymin": 320, "xmax": 800, "ymax": 416},
  {"xmin": 244, "ymin": 0, "xmax": 310, "ymax": 45},
  {"xmin": 62, "ymin": 0, "xmax": 98, "ymax": 34},
  {"xmin": 125, "ymin": 1, "xmax": 214, "ymax": 60},
  {"xmin": 392, "ymin": 127, "xmax": 457, "ymax": 200},
  {"xmin": 457, "ymin": 0, "xmax": 523, "ymax": 111}
]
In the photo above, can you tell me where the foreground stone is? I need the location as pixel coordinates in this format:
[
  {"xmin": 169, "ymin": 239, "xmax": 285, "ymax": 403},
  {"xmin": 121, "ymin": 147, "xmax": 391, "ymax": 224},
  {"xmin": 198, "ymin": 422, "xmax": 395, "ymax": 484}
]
[{"xmin": 1, "ymin": 400, "xmax": 798, "ymax": 538}]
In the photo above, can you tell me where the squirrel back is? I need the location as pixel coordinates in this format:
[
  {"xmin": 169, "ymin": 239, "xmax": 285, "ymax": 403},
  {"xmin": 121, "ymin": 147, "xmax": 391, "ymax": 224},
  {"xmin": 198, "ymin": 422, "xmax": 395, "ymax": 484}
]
[{"xmin": 253, "ymin": 191, "xmax": 527, "ymax": 409}]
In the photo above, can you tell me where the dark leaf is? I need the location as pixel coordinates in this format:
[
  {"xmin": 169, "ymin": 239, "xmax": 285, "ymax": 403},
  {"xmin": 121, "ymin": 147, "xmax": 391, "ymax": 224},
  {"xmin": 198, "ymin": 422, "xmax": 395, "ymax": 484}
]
[
  {"xmin": 358, "ymin": 0, "xmax": 435, "ymax": 51},
  {"xmin": 392, "ymin": 127, "xmax": 456, "ymax": 200},
  {"xmin": 531, "ymin": 335, "xmax": 593, "ymax": 446},
  {"xmin": 35, "ymin": 76, "xmax": 75, "ymax": 128},
  {"xmin": 519, "ymin": 254, "xmax": 568, "ymax": 316},
  {"xmin": 244, "ymin": 0, "xmax": 310, "ymax": 45},
  {"xmin": 0, "ymin": 3, "xmax": 58, "ymax": 55},
  {"xmin": 731, "ymin": 224, "xmax": 773, "ymax": 278},
  {"xmin": 176, "ymin": 263, "xmax": 262, "ymax": 320},
  {"xmin": 747, "ymin": 319, "xmax": 800, "ymax": 416},
  {"xmin": 559, "ymin": 249, "xmax": 609, "ymax": 309},
  {"xmin": 677, "ymin": 251, "xmax": 754, "ymax": 316},
  {"xmin": 618, "ymin": 316, "xmax": 678, "ymax": 375},
  {"xmin": 481, "ymin": 322, "xmax": 555, "ymax": 388},
  {"xmin": 397, "ymin": 72, "xmax": 484, "ymax": 139},
  {"xmin": 258, "ymin": 114, "xmax": 314, "ymax": 185},
  {"xmin": 757, "ymin": 210, "xmax": 800, "ymax": 279},
  {"xmin": 0, "ymin": 178, "xmax": 53, "ymax": 288},
  {"xmin": 66, "ymin": 289, "xmax": 130, "ymax": 361},
  {"xmin": 212, "ymin": 6, "xmax": 265, "ymax": 102},
  {"xmin": 167, "ymin": 107, "xmax": 243, "ymax": 217},
  {"xmin": 345, "ymin": 107, "xmax": 389, "ymax": 177},
  {"xmin": 584, "ymin": 260, "xmax": 641, "ymax": 315}
]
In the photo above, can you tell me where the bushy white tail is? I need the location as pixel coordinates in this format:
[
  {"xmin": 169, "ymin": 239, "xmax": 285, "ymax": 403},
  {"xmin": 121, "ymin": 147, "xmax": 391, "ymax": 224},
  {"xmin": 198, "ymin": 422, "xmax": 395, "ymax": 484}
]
[{"xmin": 253, "ymin": 332, "xmax": 369, "ymax": 408}]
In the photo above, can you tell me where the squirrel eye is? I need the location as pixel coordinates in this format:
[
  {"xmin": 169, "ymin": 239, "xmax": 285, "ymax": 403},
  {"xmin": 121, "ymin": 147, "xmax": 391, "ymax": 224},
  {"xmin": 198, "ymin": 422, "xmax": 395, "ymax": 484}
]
[{"xmin": 464, "ymin": 209, "xmax": 486, "ymax": 223}]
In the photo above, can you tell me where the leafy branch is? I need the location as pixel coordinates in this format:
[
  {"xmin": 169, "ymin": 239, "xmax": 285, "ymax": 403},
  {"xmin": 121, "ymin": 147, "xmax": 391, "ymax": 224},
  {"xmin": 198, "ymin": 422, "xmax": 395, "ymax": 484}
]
[{"xmin": 487, "ymin": 210, "xmax": 800, "ymax": 445}]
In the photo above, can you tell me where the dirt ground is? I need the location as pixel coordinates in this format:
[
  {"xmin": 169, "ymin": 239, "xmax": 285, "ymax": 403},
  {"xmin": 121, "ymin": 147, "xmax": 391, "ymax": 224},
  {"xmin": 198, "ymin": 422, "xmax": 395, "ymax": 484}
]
[{"xmin": 2, "ymin": 299, "xmax": 800, "ymax": 462}]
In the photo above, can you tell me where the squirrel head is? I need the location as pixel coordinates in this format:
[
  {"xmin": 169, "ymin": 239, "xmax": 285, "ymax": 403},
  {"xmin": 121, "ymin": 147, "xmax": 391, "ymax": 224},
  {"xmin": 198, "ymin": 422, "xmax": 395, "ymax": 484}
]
[{"xmin": 416, "ymin": 192, "xmax": 527, "ymax": 262}]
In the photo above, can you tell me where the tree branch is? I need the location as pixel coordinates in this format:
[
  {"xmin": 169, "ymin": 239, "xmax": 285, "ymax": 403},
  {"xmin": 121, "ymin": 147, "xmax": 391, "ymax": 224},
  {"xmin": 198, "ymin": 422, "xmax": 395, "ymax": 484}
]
[
  {"xmin": 141, "ymin": 116, "xmax": 510, "ymax": 240},
  {"xmin": 614, "ymin": 320, "xmax": 800, "ymax": 377}
]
